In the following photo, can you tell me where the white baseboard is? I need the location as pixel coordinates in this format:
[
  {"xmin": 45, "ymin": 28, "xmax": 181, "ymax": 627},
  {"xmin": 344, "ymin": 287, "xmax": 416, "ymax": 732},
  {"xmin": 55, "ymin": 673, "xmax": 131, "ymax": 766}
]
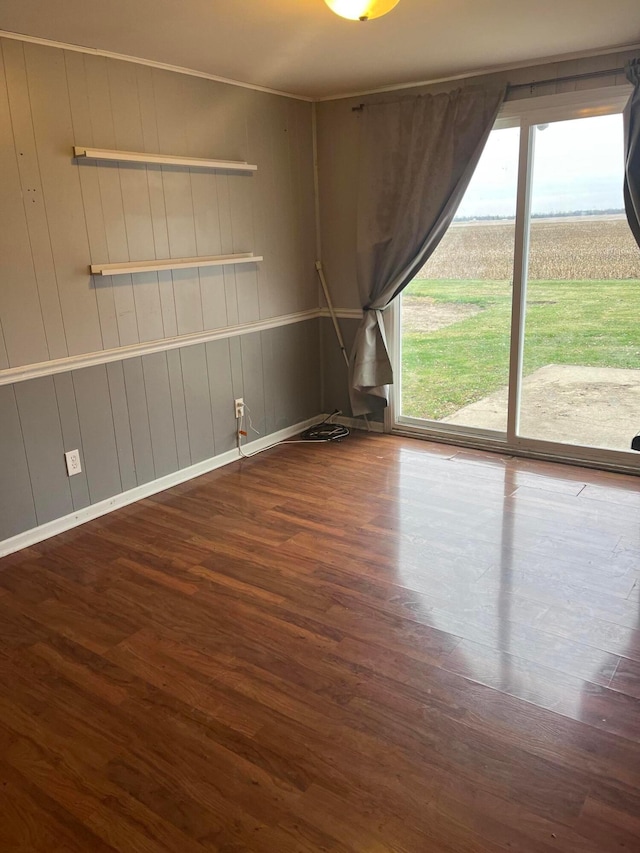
[{"xmin": 0, "ymin": 415, "xmax": 324, "ymax": 558}]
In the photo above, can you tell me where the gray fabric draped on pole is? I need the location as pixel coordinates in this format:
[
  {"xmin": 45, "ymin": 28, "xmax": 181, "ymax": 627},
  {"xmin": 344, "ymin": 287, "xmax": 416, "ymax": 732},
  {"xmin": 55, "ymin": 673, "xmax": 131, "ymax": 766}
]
[
  {"xmin": 624, "ymin": 59, "xmax": 640, "ymax": 249},
  {"xmin": 350, "ymin": 84, "xmax": 506, "ymax": 416}
]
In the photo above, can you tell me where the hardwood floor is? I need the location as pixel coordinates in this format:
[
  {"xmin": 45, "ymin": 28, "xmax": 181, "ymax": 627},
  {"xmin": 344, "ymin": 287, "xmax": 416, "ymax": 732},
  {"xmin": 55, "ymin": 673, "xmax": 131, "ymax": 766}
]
[{"xmin": 1, "ymin": 431, "xmax": 639, "ymax": 852}]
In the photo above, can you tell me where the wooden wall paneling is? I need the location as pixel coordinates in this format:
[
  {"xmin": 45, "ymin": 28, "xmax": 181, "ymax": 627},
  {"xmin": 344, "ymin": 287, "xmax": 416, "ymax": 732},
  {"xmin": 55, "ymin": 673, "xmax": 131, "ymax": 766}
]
[
  {"xmin": 141, "ymin": 352, "xmax": 179, "ymax": 478},
  {"xmin": 316, "ymin": 99, "xmax": 361, "ymax": 311},
  {"xmin": 107, "ymin": 58, "xmax": 164, "ymax": 343},
  {"xmin": 83, "ymin": 54, "xmax": 139, "ymax": 346},
  {"xmin": 285, "ymin": 98, "xmax": 305, "ymax": 313},
  {"xmin": 179, "ymin": 345, "xmax": 215, "ymax": 464},
  {"xmin": 254, "ymin": 97, "xmax": 284, "ymax": 319},
  {"xmin": 228, "ymin": 89, "xmax": 260, "ymax": 326},
  {"xmin": 201, "ymin": 84, "xmax": 241, "ymax": 329},
  {"xmin": 240, "ymin": 332, "xmax": 267, "ymax": 436},
  {"xmin": 245, "ymin": 91, "xmax": 270, "ymax": 321},
  {"xmin": 273, "ymin": 98, "xmax": 298, "ymax": 317},
  {"xmin": 291, "ymin": 98, "xmax": 318, "ymax": 312},
  {"xmin": 320, "ymin": 316, "xmax": 358, "ymax": 416},
  {"xmin": 14, "ymin": 377, "xmax": 74, "ymax": 524},
  {"xmin": 73, "ymin": 365, "xmax": 123, "ymax": 502},
  {"xmin": 0, "ymin": 320, "xmax": 9, "ymax": 370},
  {"xmin": 303, "ymin": 318, "xmax": 322, "ymax": 420},
  {"xmin": 152, "ymin": 69, "xmax": 203, "ymax": 336},
  {"xmin": 122, "ymin": 358, "xmax": 156, "ymax": 486},
  {"xmin": 0, "ymin": 386, "xmax": 37, "ymax": 540},
  {"xmin": 228, "ymin": 337, "xmax": 245, "ymax": 407},
  {"xmin": 213, "ymin": 167, "xmax": 238, "ymax": 327},
  {"xmin": 53, "ymin": 372, "xmax": 91, "ymax": 511},
  {"xmin": 265, "ymin": 97, "xmax": 296, "ymax": 319},
  {"xmin": 135, "ymin": 64, "xmax": 178, "ymax": 339},
  {"xmin": 166, "ymin": 350, "xmax": 192, "ymax": 470},
  {"xmin": 3, "ymin": 40, "xmax": 68, "ymax": 361},
  {"xmin": 23, "ymin": 43, "xmax": 104, "ymax": 356},
  {"xmin": 205, "ymin": 339, "xmax": 236, "ymax": 456},
  {"xmin": 0, "ymin": 41, "xmax": 50, "ymax": 367},
  {"xmin": 64, "ymin": 50, "xmax": 120, "ymax": 350},
  {"xmin": 184, "ymin": 77, "xmax": 227, "ymax": 332},
  {"xmin": 260, "ymin": 326, "xmax": 276, "ymax": 436},
  {"xmin": 105, "ymin": 361, "xmax": 137, "ymax": 492},
  {"xmin": 270, "ymin": 323, "xmax": 300, "ymax": 429}
]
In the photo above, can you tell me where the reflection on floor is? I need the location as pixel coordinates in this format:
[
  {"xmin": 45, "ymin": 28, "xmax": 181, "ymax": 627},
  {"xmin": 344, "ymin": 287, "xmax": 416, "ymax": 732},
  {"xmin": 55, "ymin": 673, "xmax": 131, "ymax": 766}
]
[
  {"xmin": 0, "ymin": 432, "xmax": 639, "ymax": 851},
  {"xmin": 447, "ymin": 363, "xmax": 640, "ymax": 451}
]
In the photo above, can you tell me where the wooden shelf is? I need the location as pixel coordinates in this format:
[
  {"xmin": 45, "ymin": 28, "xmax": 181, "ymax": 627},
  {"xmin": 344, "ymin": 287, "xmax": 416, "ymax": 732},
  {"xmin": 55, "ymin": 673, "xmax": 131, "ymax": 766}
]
[
  {"xmin": 74, "ymin": 146, "xmax": 257, "ymax": 172},
  {"xmin": 90, "ymin": 253, "xmax": 263, "ymax": 277}
]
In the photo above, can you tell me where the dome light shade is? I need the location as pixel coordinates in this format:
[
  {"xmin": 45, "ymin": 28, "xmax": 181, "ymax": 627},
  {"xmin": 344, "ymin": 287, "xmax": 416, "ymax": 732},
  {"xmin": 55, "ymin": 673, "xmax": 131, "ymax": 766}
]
[{"xmin": 324, "ymin": 0, "xmax": 400, "ymax": 21}]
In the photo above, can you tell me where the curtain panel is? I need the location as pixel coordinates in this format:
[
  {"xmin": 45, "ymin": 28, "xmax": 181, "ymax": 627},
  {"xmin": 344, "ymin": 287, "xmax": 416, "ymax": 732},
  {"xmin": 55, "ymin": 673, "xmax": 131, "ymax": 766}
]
[
  {"xmin": 350, "ymin": 84, "xmax": 506, "ymax": 416},
  {"xmin": 624, "ymin": 58, "xmax": 640, "ymax": 248}
]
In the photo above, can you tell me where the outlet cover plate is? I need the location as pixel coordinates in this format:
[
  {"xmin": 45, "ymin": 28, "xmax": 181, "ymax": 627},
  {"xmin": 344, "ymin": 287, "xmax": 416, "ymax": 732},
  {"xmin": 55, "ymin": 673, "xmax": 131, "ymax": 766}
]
[{"xmin": 65, "ymin": 449, "xmax": 82, "ymax": 476}]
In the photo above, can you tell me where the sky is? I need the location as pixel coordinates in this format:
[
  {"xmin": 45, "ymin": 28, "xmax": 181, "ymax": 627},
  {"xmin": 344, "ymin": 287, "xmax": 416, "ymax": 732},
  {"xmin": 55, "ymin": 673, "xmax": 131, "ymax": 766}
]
[{"xmin": 455, "ymin": 113, "xmax": 627, "ymax": 219}]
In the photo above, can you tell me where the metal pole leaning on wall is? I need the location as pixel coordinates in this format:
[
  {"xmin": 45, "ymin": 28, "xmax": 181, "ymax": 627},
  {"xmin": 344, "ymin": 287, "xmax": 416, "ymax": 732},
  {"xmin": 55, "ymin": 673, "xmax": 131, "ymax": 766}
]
[
  {"xmin": 315, "ymin": 261, "xmax": 350, "ymax": 370},
  {"xmin": 315, "ymin": 260, "xmax": 372, "ymax": 431}
]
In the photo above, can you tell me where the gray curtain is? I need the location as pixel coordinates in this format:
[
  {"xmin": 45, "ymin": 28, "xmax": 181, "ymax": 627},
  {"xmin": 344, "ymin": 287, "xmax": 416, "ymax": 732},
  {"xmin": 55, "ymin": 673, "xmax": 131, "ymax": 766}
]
[
  {"xmin": 350, "ymin": 84, "xmax": 506, "ymax": 416},
  {"xmin": 624, "ymin": 59, "xmax": 640, "ymax": 248}
]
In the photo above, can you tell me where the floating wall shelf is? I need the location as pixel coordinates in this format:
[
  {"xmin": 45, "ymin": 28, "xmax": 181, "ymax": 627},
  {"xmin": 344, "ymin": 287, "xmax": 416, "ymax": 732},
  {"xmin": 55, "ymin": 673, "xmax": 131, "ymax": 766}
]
[
  {"xmin": 73, "ymin": 146, "xmax": 257, "ymax": 172},
  {"xmin": 90, "ymin": 253, "xmax": 263, "ymax": 277}
]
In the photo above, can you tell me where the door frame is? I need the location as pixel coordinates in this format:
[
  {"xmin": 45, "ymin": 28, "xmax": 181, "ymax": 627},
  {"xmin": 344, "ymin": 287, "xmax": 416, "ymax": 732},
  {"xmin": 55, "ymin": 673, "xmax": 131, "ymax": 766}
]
[{"xmin": 387, "ymin": 85, "xmax": 640, "ymax": 475}]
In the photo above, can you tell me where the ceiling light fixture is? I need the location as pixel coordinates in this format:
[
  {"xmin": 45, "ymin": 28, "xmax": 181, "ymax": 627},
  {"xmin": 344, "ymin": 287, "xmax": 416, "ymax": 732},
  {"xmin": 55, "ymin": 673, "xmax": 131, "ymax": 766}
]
[{"xmin": 324, "ymin": 0, "xmax": 400, "ymax": 22}]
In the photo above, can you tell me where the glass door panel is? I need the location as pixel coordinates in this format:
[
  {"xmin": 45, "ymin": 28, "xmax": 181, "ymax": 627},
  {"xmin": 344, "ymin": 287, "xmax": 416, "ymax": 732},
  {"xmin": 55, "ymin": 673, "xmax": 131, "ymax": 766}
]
[
  {"xmin": 519, "ymin": 114, "xmax": 640, "ymax": 452},
  {"xmin": 400, "ymin": 126, "xmax": 520, "ymax": 432}
]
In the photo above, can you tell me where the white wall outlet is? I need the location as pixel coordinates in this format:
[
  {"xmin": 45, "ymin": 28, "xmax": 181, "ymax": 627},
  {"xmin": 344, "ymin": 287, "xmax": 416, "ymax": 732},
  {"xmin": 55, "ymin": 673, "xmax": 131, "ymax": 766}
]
[
  {"xmin": 64, "ymin": 449, "xmax": 82, "ymax": 476},
  {"xmin": 234, "ymin": 398, "xmax": 245, "ymax": 419}
]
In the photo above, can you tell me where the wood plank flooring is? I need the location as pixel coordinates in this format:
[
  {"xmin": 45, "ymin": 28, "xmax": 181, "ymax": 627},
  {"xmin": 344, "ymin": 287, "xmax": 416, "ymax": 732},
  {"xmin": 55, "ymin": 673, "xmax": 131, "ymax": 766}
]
[{"xmin": 1, "ymin": 431, "xmax": 639, "ymax": 852}]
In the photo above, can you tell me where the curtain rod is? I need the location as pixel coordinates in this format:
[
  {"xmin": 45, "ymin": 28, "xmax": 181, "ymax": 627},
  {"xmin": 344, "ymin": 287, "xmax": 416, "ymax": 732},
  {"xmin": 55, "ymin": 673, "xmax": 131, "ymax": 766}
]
[{"xmin": 351, "ymin": 65, "xmax": 627, "ymax": 110}]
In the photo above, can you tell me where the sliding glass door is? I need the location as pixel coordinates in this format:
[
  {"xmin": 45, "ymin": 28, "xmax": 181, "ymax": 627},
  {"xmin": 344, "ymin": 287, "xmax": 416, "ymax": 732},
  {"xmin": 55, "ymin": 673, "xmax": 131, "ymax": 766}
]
[
  {"xmin": 400, "ymin": 125, "xmax": 519, "ymax": 434},
  {"xmin": 394, "ymin": 87, "xmax": 640, "ymax": 470},
  {"xmin": 519, "ymin": 113, "xmax": 640, "ymax": 452}
]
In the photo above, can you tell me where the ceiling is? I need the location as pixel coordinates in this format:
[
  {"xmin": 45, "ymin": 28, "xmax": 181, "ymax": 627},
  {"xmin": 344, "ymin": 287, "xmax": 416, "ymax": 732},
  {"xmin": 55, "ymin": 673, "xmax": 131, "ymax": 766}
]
[{"xmin": 1, "ymin": 0, "xmax": 639, "ymax": 99}]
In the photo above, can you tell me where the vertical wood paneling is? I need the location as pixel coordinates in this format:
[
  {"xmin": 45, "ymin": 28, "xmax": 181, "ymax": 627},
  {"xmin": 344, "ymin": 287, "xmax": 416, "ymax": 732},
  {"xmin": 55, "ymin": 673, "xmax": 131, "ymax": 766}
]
[
  {"xmin": 14, "ymin": 377, "xmax": 73, "ymax": 524},
  {"xmin": 0, "ymin": 321, "xmax": 9, "ymax": 370},
  {"xmin": 228, "ymin": 336, "xmax": 245, "ymax": 414},
  {"xmin": 135, "ymin": 64, "xmax": 178, "ymax": 338},
  {"xmin": 0, "ymin": 42, "xmax": 50, "ymax": 367},
  {"xmin": 83, "ymin": 54, "xmax": 139, "ymax": 346},
  {"xmin": 122, "ymin": 358, "xmax": 156, "ymax": 485},
  {"xmin": 3, "ymin": 40, "xmax": 68, "ymax": 360},
  {"xmin": 65, "ymin": 50, "xmax": 120, "ymax": 350},
  {"xmin": 245, "ymin": 91, "xmax": 269, "ymax": 321},
  {"xmin": 53, "ymin": 372, "xmax": 91, "ymax": 510},
  {"xmin": 141, "ymin": 352, "xmax": 179, "ymax": 478},
  {"xmin": 23, "ymin": 42, "xmax": 103, "ymax": 356},
  {"xmin": 108, "ymin": 58, "xmax": 164, "ymax": 343},
  {"xmin": 0, "ymin": 386, "xmax": 37, "ymax": 540},
  {"xmin": 0, "ymin": 35, "xmax": 328, "ymax": 545},
  {"xmin": 260, "ymin": 327, "xmax": 276, "ymax": 436},
  {"xmin": 152, "ymin": 69, "xmax": 203, "ymax": 336},
  {"xmin": 166, "ymin": 350, "xmax": 192, "ymax": 469},
  {"xmin": 240, "ymin": 333, "xmax": 267, "ymax": 437},
  {"xmin": 292, "ymin": 99, "xmax": 317, "ymax": 311},
  {"xmin": 185, "ymin": 79, "xmax": 228, "ymax": 332},
  {"xmin": 205, "ymin": 339, "xmax": 236, "ymax": 456},
  {"xmin": 179, "ymin": 345, "xmax": 215, "ymax": 464},
  {"xmin": 105, "ymin": 362, "xmax": 137, "ymax": 492},
  {"xmin": 73, "ymin": 365, "xmax": 122, "ymax": 502}
]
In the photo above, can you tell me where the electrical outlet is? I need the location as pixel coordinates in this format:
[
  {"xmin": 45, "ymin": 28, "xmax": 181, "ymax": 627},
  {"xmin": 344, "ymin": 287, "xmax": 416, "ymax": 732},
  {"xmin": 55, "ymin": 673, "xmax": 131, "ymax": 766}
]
[
  {"xmin": 64, "ymin": 449, "xmax": 82, "ymax": 476},
  {"xmin": 234, "ymin": 398, "xmax": 245, "ymax": 419}
]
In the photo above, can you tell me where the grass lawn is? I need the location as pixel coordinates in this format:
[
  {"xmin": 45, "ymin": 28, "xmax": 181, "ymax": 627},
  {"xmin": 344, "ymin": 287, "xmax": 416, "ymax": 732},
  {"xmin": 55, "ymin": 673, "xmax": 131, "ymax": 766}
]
[{"xmin": 401, "ymin": 278, "xmax": 640, "ymax": 421}]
